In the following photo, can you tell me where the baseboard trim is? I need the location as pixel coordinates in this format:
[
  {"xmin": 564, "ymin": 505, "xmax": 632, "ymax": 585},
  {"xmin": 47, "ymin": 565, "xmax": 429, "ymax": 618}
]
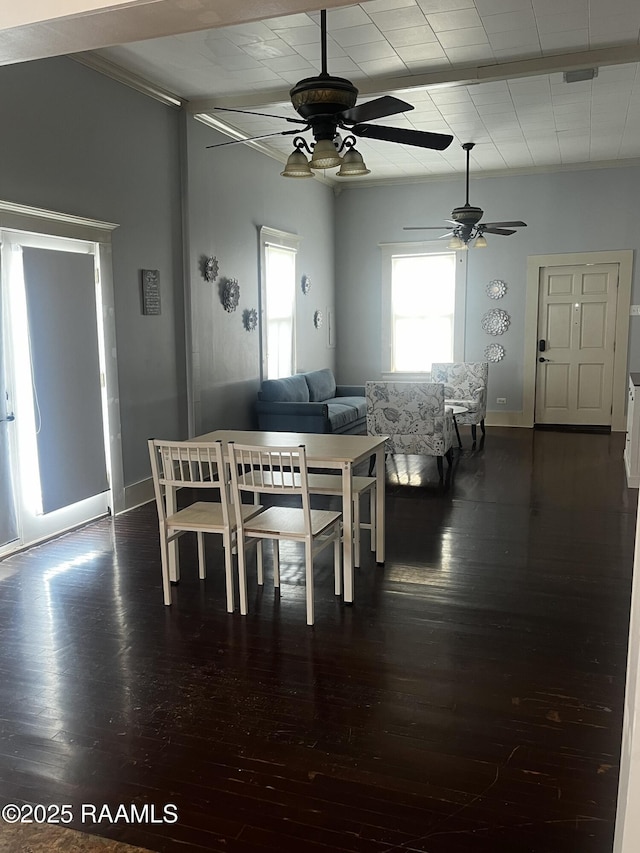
[
  {"xmin": 485, "ymin": 411, "xmax": 529, "ymax": 428},
  {"xmin": 122, "ymin": 477, "xmax": 154, "ymax": 513}
]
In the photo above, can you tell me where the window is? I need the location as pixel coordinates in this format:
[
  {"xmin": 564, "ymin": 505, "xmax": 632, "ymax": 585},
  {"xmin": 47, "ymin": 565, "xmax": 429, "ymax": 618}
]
[
  {"xmin": 381, "ymin": 242, "xmax": 466, "ymax": 374},
  {"xmin": 259, "ymin": 227, "xmax": 301, "ymax": 380}
]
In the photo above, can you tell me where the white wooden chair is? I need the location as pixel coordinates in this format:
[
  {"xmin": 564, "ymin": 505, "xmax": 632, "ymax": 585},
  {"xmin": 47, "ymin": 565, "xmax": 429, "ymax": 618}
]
[
  {"xmin": 148, "ymin": 438, "xmax": 262, "ymax": 609},
  {"xmin": 238, "ymin": 469, "xmax": 375, "ymax": 568},
  {"xmin": 228, "ymin": 442, "xmax": 343, "ymax": 626}
]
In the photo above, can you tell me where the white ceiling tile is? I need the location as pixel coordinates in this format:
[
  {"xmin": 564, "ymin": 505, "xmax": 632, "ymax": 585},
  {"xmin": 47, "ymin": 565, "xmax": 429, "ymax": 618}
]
[
  {"xmin": 242, "ymin": 38, "xmax": 299, "ymax": 61},
  {"xmin": 417, "ymin": 0, "xmax": 476, "ymax": 13},
  {"xmin": 331, "ymin": 24, "xmax": 387, "ymax": 47},
  {"xmin": 319, "ymin": 6, "xmax": 373, "ymax": 28},
  {"xmin": 481, "ymin": 9, "xmax": 537, "ymax": 34},
  {"xmin": 225, "ymin": 22, "xmax": 288, "ymax": 44},
  {"xmin": 539, "ymin": 29, "xmax": 589, "ymax": 51},
  {"xmin": 535, "ymin": 11, "xmax": 589, "ymax": 34},
  {"xmin": 274, "ymin": 25, "xmax": 320, "ymax": 48},
  {"xmin": 295, "ymin": 38, "xmax": 346, "ymax": 62},
  {"xmin": 386, "ymin": 25, "xmax": 438, "ymax": 47},
  {"xmin": 357, "ymin": 56, "xmax": 410, "ymax": 76},
  {"xmin": 396, "ymin": 42, "xmax": 448, "ymax": 61},
  {"xmin": 532, "ymin": 0, "xmax": 586, "ymax": 15},
  {"xmin": 405, "ymin": 57, "xmax": 452, "ymax": 70},
  {"xmin": 438, "ymin": 27, "xmax": 490, "ymax": 48},
  {"xmin": 261, "ymin": 14, "xmax": 314, "ymax": 29},
  {"xmin": 427, "ymin": 8, "xmax": 483, "ymax": 31},
  {"xmin": 509, "ymin": 77, "xmax": 551, "ymax": 93},
  {"xmin": 364, "ymin": 0, "xmax": 418, "ymax": 13},
  {"xmin": 469, "ymin": 80, "xmax": 511, "ymax": 98},
  {"xmin": 475, "ymin": 0, "xmax": 532, "ymax": 14},
  {"xmin": 347, "ymin": 40, "xmax": 398, "ymax": 62},
  {"xmin": 369, "ymin": 7, "xmax": 429, "ymax": 30},
  {"xmin": 596, "ymin": 64, "xmax": 639, "ymax": 83},
  {"xmin": 477, "ymin": 102, "xmax": 517, "ymax": 116},
  {"xmin": 488, "ymin": 27, "xmax": 541, "ymax": 50},
  {"xmin": 261, "ymin": 55, "xmax": 314, "ymax": 74}
]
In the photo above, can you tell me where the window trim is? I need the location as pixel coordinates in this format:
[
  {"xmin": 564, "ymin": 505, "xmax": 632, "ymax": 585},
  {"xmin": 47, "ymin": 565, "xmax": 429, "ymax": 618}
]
[
  {"xmin": 380, "ymin": 240, "xmax": 467, "ymax": 375},
  {"xmin": 258, "ymin": 226, "xmax": 301, "ymax": 381}
]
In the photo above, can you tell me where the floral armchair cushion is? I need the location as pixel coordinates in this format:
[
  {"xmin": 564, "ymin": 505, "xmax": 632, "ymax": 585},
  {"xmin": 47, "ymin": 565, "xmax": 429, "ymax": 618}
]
[
  {"xmin": 430, "ymin": 362, "xmax": 488, "ymax": 426},
  {"xmin": 366, "ymin": 381, "xmax": 454, "ymax": 457}
]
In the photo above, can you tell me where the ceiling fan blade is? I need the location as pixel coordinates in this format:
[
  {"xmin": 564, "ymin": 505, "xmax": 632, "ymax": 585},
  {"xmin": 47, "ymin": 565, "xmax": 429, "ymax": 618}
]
[
  {"xmin": 482, "ymin": 220, "xmax": 527, "ymax": 228},
  {"xmin": 351, "ymin": 123, "xmax": 453, "ymax": 151},
  {"xmin": 341, "ymin": 96, "xmax": 413, "ymax": 125},
  {"xmin": 403, "ymin": 226, "xmax": 450, "ymax": 230},
  {"xmin": 482, "ymin": 227, "xmax": 517, "ymax": 236},
  {"xmin": 212, "ymin": 106, "xmax": 307, "ymax": 125},
  {"xmin": 206, "ymin": 128, "xmax": 302, "ymax": 149}
]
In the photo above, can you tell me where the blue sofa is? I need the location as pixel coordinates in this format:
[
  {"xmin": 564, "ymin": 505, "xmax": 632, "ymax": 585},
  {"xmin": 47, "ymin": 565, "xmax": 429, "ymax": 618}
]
[{"xmin": 255, "ymin": 368, "xmax": 366, "ymax": 434}]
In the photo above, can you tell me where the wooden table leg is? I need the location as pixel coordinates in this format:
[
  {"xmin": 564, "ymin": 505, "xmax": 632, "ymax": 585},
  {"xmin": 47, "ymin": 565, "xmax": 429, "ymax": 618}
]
[
  {"xmin": 341, "ymin": 462, "xmax": 354, "ymax": 604},
  {"xmin": 375, "ymin": 443, "xmax": 385, "ymax": 565}
]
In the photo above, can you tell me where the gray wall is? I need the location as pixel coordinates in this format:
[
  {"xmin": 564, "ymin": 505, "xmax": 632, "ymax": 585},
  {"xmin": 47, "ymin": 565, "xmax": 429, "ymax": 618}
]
[
  {"xmin": 0, "ymin": 56, "xmax": 186, "ymax": 486},
  {"xmin": 335, "ymin": 165, "xmax": 640, "ymax": 413},
  {"xmin": 185, "ymin": 115, "xmax": 336, "ymax": 434}
]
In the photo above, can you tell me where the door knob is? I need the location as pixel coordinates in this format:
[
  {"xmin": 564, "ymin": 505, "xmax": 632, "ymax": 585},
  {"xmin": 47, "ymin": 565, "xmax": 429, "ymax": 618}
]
[{"xmin": 538, "ymin": 357, "xmax": 550, "ymax": 363}]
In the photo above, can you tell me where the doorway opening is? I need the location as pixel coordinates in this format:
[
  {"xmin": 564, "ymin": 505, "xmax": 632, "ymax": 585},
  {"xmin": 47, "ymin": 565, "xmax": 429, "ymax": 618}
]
[{"xmin": 0, "ymin": 205, "xmax": 123, "ymax": 558}]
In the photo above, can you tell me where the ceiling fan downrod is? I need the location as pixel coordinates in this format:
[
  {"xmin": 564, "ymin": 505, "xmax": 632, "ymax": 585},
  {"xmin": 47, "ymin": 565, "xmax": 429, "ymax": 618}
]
[{"xmin": 462, "ymin": 141, "xmax": 474, "ymax": 206}]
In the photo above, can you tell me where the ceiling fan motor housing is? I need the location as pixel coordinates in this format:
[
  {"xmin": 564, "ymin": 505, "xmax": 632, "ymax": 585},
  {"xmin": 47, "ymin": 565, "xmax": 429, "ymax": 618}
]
[
  {"xmin": 290, "ymin": 74, "xmax": 358, "ymax": 121},
  {"xmin": 451, "ymin": 204, "xmax": 484, "ymax": 225}
]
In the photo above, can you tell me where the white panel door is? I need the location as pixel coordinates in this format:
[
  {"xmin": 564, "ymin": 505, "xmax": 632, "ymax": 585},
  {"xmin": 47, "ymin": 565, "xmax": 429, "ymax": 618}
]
[{"xmin": 535, "ymin": 264, "xmax": 618, "ymax": 426}]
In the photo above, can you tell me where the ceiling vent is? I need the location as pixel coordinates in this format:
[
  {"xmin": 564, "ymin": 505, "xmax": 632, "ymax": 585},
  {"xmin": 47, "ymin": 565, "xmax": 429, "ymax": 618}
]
[{"xmin": 563, "ymin": 68, "xmax": 598, "ymax": 83}]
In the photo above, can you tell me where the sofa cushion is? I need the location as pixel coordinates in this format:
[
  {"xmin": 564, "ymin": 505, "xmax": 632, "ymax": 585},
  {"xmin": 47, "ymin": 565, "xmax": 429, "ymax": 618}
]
[
  {"xmin": 259, "ymin": 374, "xmax": 309, "ymax": 403},
  {"xmin": 305, "ymin": 368, "xmax": 336, "ymax": 402},
  {"xmin": 326, "ymin": 402, "xmax": 358, "ymax": 432},
  {"xmin": 332, "ymin": 395, "xmax": 367, "ymax": 419}
]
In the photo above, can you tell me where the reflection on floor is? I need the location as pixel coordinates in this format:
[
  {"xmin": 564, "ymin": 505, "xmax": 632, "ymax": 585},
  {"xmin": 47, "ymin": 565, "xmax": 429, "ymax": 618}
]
[{"xmin": 0, "ymin": 427, "xmax": 635, "ymax": 853}]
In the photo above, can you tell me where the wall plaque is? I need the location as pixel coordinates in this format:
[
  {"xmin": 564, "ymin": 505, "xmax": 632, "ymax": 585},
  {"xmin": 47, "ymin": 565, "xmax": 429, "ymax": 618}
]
[{"xmin": 141, "ymin": 269, "xmax": 161, "ymax": 315}]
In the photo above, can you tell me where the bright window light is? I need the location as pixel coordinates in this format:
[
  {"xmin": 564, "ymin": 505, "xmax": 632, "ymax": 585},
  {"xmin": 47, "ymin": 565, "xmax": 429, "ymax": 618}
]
[
  {"xmin": 391, "ymin": 253, "xmax": 456, "ymax": 373},
  {"xmin": 265, "ymin": 244, "xmax": 296, "ymax": 379}
]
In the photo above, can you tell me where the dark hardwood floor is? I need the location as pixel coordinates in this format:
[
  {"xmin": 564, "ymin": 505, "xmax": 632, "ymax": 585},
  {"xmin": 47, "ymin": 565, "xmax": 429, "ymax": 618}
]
[{"xmin": 0, "ymin": 427, "xmax": 636, "ymax": 852}]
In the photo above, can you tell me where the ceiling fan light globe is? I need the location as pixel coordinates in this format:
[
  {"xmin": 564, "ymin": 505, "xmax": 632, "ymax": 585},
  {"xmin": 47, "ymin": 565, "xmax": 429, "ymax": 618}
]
[
  {"xmin": 474, "ymin": 234, "xmax": 488, "ymax": 248},
  {"xmin": 448, "ymin": 236, "xmax": 464, "ymax": 249},
  {"xmin": 336, "ymin": 147, "xmax": 370, "ymax": 176},
  {"xmin": 309, "ymin": 138, "xmax": 342, "ymax": 169},
  {"xmin": 280, "ymin": 149, "xmax": 313, "ymax": 178}
]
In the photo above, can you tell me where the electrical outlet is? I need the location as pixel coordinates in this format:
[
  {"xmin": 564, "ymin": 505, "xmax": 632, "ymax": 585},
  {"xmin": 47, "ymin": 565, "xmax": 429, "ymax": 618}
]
[
  {"xmin": 496, "ymin": 397, "xmax": 506, "ymax": 404},
  {"xmin": 631, "ymin": 306, "xmax": 640, "ymax": 316}
]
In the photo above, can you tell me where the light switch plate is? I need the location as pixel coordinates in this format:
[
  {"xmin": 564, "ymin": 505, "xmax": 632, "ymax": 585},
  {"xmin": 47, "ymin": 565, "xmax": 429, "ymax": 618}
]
[{"xmin": 630, "ymin": 305, "xmax": 640, "ymax": 316}]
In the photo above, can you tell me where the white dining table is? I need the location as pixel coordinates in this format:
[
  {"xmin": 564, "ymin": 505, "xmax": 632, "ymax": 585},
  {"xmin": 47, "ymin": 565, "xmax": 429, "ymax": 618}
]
[{"xmin": 166, "ymin": 429, "xmax": 387, "ymax": 605}]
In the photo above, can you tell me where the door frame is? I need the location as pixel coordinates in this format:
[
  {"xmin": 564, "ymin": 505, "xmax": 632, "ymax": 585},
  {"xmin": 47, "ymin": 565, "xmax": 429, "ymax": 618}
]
[
  {"xmin": 524, "ymin": 251, "xmax": 633, "ymax": 431},
  {"xmin": 0, "ymin": 199, "xmax": 124, "ymax": 526}
]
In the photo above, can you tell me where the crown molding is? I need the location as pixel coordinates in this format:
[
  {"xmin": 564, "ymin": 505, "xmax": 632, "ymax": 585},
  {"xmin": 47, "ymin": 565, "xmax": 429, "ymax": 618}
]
[{"xmin": 72, "ymin": 52, "xmax": 184, "ymax": 108}]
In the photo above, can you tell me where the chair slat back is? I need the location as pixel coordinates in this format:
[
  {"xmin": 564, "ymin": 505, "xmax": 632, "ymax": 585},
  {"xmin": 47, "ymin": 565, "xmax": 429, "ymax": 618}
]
[
  {"xmin": 148, "ymin": 439, "xmax": 228, "ymax": 524},
  {"xmin": 228, "ymin": 442, "xmax": 312, "ymax": 530}
]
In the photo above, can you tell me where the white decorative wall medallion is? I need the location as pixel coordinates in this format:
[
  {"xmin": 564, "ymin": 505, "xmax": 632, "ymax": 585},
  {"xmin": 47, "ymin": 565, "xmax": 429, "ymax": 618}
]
[
  {"xmin": 313, "ymin": 309, "xmax": 323, "ymax": 329},
  {"xmin": 484, "ymin": 343, "xmax": 505, "ymax": 362},
  {"xmin": 481, "ymin": 308, "xmax": 510, "ymax": 335},
  {"xmin": 486, "ymin": 279, "xmax": 507, "ymax": 299}
]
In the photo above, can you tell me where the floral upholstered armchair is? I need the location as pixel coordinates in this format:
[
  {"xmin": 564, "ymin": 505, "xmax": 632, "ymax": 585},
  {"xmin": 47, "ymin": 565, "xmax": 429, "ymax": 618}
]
[
  {"xmin": 430, "ymin": 362, "xmax": 488, "ymax": 442},
  {"xmin": 366, "ymin": 381, "xmax": 455, "ymax": 479}
]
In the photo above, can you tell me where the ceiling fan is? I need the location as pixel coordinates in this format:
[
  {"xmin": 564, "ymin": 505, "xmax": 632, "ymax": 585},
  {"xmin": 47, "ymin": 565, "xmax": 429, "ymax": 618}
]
[
  {"xmin": 404, "ymin": 142, "xmax": 527, "ymax": 246},
  {"xmin": 207, "ymin": 9, "xmax": 454, "ymax": 176}
]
